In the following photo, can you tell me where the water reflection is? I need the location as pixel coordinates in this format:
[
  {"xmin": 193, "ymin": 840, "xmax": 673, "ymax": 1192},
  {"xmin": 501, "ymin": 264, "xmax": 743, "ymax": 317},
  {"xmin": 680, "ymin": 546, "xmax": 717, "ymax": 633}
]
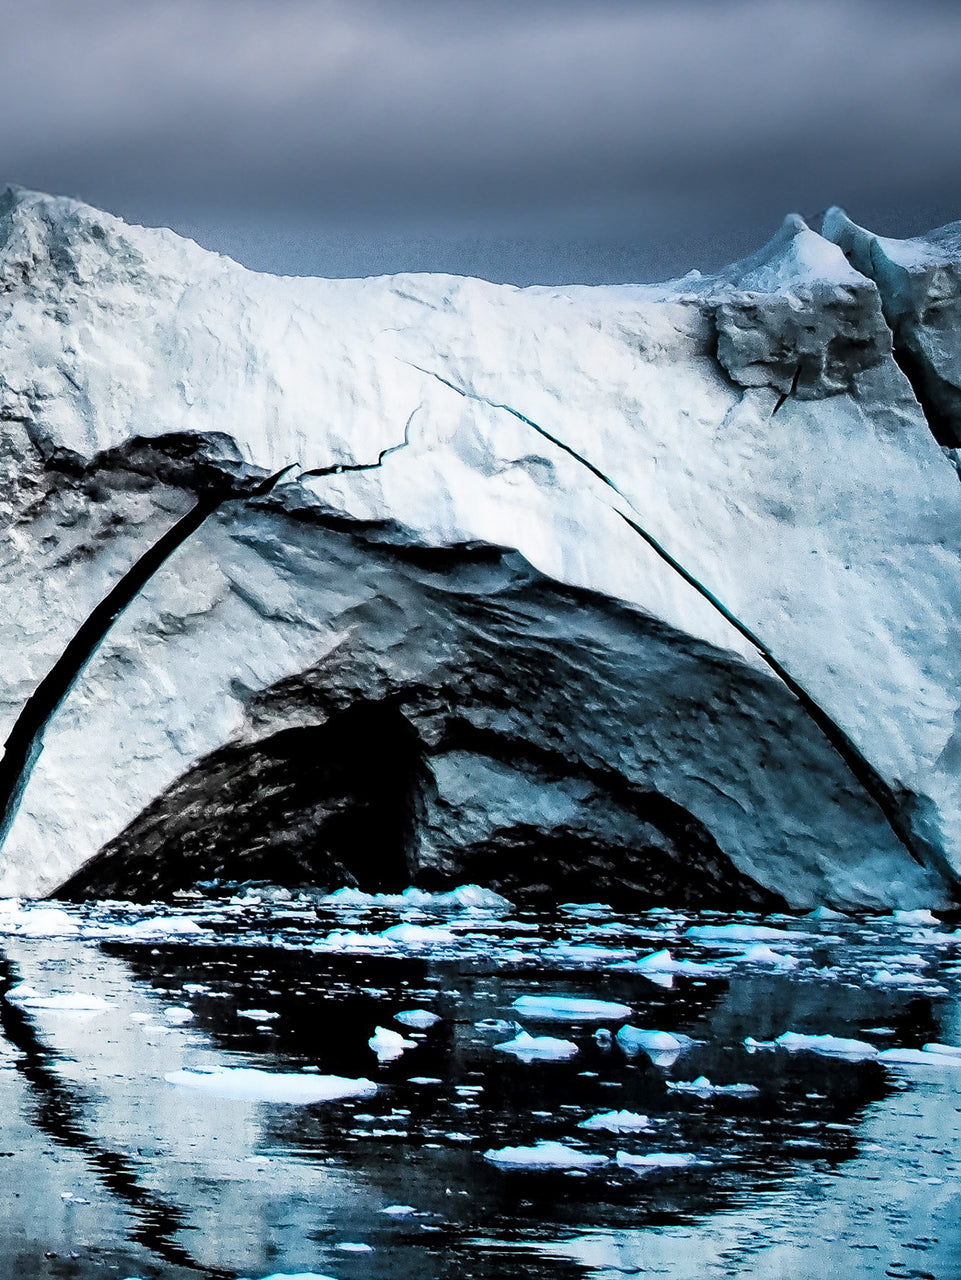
[{"xmin": 0, "ymin": 898, "xmax": 956, "ymax": 1277}]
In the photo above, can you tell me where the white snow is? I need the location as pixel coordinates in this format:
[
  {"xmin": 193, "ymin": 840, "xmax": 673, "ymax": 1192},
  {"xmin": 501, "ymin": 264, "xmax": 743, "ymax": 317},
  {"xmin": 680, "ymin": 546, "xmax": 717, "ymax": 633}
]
[
  {"xmin": 369, "ymin": 1026, "xmax": 416, "ymax": 1062},
  {"xmin": 511, "ymin": 995, "xmax": 632, "ymax": 1021},
  {"xmin": 483, "ymin": 1141, "xmax": 607, "ymax": 1169},
  {"xmin": 164, "ymin": 1068, "xmax": 377, "ymax": 1103},
  {"xmin": 578, "ymin": 1110, "xmax": 652, "ymax": 1132},
  {"xmin": 493, "ymin": 1031, "xmax": 579, "ymax": 1061}
]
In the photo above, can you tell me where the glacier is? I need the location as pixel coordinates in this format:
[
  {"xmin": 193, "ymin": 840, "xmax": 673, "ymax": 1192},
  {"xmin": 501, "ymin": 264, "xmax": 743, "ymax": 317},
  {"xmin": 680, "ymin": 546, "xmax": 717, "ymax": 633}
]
[{"xmin": 0, "ymin": 186, "xmax": 959, "ymax": 908}]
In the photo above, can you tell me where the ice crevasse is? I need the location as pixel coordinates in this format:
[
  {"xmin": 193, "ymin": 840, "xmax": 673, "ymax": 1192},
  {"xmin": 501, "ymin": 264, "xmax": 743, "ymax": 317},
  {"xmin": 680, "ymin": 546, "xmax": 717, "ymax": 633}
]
[{"xmin": 0, "ymin": 187, "xmax": 959, "ymax": 910}]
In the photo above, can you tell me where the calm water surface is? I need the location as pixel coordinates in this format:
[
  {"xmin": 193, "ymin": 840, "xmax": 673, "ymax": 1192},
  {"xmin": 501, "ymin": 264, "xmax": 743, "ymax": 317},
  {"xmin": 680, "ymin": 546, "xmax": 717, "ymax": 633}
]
[{"xmin": 0, "ymin": 891, "xmax": 958, "ymax": 1279}]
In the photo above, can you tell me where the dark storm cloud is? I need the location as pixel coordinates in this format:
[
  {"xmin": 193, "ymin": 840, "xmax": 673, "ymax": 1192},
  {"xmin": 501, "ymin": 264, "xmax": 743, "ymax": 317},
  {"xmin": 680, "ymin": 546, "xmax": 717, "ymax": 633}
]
[{"xmin": 0, "ymin": 0, "xmax": 958, "ymax": 280}]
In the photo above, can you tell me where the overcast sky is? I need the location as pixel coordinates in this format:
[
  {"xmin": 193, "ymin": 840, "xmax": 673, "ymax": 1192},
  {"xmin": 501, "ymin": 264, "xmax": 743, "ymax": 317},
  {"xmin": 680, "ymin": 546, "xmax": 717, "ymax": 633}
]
[{"xmin": 1, "ymin": 0, "xmax": 959, "ymax": 283}]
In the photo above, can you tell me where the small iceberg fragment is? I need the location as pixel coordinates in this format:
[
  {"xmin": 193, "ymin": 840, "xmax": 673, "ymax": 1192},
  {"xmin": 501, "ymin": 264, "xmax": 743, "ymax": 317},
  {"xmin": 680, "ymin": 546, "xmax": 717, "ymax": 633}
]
[
  {"xmin": 878, "ymin": 1047, "xmax": 961, "ymax": 1068},
  {"xmin": 892, "ymin": 909, "xmax": 939, "ymax": 925},
  {"xmin": 615, "ymin": 1150, "xmax": 696, "ymax": 1169},
  {"xmin": 775, "ymin": 1031, "xmax": 878, "ymax": 1060},
  {"xmin": 483, "ymin": 1140, "xmax": 607, "ymax": 1169},
  {"xmin": 732, "ymin": 944, "xmax": 799, "ymax": 969},
  {"xmin": 369, "ymin": 1026, "xmax": 416, "ymax": 1062},
  {"xmin": 923, "ymin": 1042, "xmax": 961, "ymax": 1057},
  {"xmin": 395, "ymin": 1009, "xmax": 441, "ymax": 1029},
  {"xmin": 493, "ymin": 1031, "xmax": 579, "ymax": 1061},
  {"xmin": 666, "ymin": 1076, "xmax": 760, "ymax": 1097},
  {"xmin": 870, "ymin": 969, "xmax": 928, "ymax": 987},
  {"xmin": 165, "ymin": 1068, "xmax": 377, "ymax": 1103},
  {"xmin": 379, "ymin": 923, "xmax": 455, "ymax": 946},
  {"xmin": 111, "ymin": 914, "xmax": 204, "ymax": 940},
  {"xmin": 512, "ymin": 995, "xmax": 631, "ymax": 1022},
  {"xmin": 164, "ymin": 1006, "xmax": 194, "ymax": 1024},
  {"xmin": 807, "ymin": 904, "xmax": 848, "ymax": 921},
  {"xmin": 5, "ymin": 984, "xmax": 108, "ymax": 1012},
  {"xmin": 578, "ymin": 1110, "xmax": 652, "ymax": 1132},
  {"xmin": 15, "ymin": 907, "xmax": 80, "ymax": 937},
  {"xmin": 381, "ymin": 1204, "xmax": 418, "ymax": 1216},
  {"xmin": 626, "ymin": 949, "xmax": 718, "ymax": 978},
  {"xmin": 685, "ymin": 923, "xmax": 805, "ymax": 943},
  {"xmin": 616, "ymin": 1026, "xmax": 693, "ymax": 1067},
  {"xmin": 237, "ymin": 1008, "xmax": 280, "ymax": 1021}
]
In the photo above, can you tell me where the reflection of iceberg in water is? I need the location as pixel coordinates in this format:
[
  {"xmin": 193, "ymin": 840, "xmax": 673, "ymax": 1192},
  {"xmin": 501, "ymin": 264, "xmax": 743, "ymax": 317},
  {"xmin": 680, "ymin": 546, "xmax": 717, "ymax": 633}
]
[
  {"xmin": 0, "ymin": 933, "xmax": 413, "ymax": 1278},
  {"xmin": 0, "ymin": 902, "xmax": 959, "ymax": 1277}
]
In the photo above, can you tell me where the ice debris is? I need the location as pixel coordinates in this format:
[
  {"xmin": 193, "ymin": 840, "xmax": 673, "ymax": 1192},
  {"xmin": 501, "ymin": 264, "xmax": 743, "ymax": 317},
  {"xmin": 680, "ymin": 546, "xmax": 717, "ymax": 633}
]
[
  {"xmin": 774, "ymin": 1031, "xmax": 878, "ymax": 1059},
  {"xmin": 5, "ymin": 984, "xmax": 108, "ymax": 1012},
  {"xmin": 483, "ymin": 1140, "xmax": 607, "ymax": 1169},
  {"xmin": 615, "ymin": 1151, "xmax": 697, "ymax": 1169},
  {"xmin": 395, "ymin": 1009, "xmax": 441, "ymax": 1029},
  {"xmin": 165, "ymin": 1068, "xmax": 377, "ymax": 1103},
  {"xmin": 369, "ymin": 1026, "xmax": 416, "ymax": 1062},
  {"xmin": 616, "ymin": 1026, "xmax": 694, "ymax": 1066},
  {"xmin": 666, "ymin": 1076, "xmax": 760, "ymax": 1097},
  {"xmin": 512, "ymin": 995, "xmax": 631, "ymax": 1021},
  {"xmin": 493, "ymin": 1031, "xmax": 579, "ymax": 1061},
  {"xmin": 578, "ymin": 1110, "xmax": 652, "ymax": 1132}
]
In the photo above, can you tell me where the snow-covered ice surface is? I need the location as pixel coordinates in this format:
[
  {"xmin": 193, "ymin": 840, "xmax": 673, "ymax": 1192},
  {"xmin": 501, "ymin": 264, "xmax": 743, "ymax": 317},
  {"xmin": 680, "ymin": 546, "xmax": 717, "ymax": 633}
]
[{"xmin": 0, "ymin": 893, "xmax": 959, "ymax": 1277}]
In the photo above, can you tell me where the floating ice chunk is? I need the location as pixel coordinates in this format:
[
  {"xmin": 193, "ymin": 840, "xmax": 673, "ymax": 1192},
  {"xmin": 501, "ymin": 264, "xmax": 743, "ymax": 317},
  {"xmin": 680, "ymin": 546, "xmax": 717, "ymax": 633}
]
[
  {"xmin": 546, "ymin": 943, "xmax": 635, "ymax": 964},
  {"xmin": 113, "ymin": 915, "xmax": 203, "ymax": 939},
  {"xmin": 512, "ymin": 995, "xmax": 631, "ymax": 1022},
  {"xmin": 870, "ymin": 969, "xmax": 928, "ymax": 986},
  {"xmin": 165, "ymin": 1068, "xmax": 377, "ymax": 1103},
  {"xmin": 923, "ymin": 1042, "xmax": 961, "ymax": 1057},
  {"xmin": 666, "ymin": 1075, "xmax": 760, "ymax": 1097},
  {"xmin": 237, "ymin": 1008, "xmax": 280, "ymax": 1021},
  {"xmin": 892, "ymin": 909, "xmax": 939, "ymax": 925},
  {"xmin": 381, "ymin": 1204, "xmax": 418, "ymax": 1216},
  {"xmin": 616, "ymin": 1026, "xmax": 693, "ymax": 1066},
  {"xmin": 483, "ymin": 1140, "xmax": 607, "ymax": 1169},
  {"xmin": 380, "ymin": 923, "xmax": 455, "ymax": 946},
  {"xmin": 626, "ymin": 949, "xmax": 717, "ymax": 977},
  {"xmin": 743, "ymin": 1036, "xmax": 778, "ymax": 1051},
  {"xmin": 733, "ymin": 944, "xmax": 799, "ymax": 969},
  {"xmin": 615, "ymin": 1150, "xmax": 696, "ymax": 1169},
  {"xmin": 315, "ymin": 930, "xmax": 394, "ymax": 951},
  {"xmin": 775, "ymin": 1031, "xmax": 878, "ymax": 1060},
  {"xmin": 239, "ymin": 1273, "xmax": 337, "ymax": 1280},
  {"xmin": 16, "ymin": 907, "xmax": 79, "ymax": 937},
  {"xmin": 494, "ymin": 1031, "xmax": 578, "ymax": 1061},
  {"xmin": 878, "ymin": 1047, "xmax": 961, "ymax": 1067},
  {"xmin": 395, "ymin": 1009, "xmax": 441, "ymax": 1029},
  {"xmin": 369, "ymin": 1026, "xmax": 416, "ymax": 1062},
  {"xmin": 336, "ymin": 1243, "xmax": 374, "ymax": 1253},
  {"xmin": 407, "ymin": 1076, "xmax": 442, "ymax": 1085},
  {"xmin": 6, "ymin": 984, "xmax": 108, "ymax": 1012},
  {"xmin": 807, "ymin": 905, "xmax": 848, "ymax": 921},
  {"xmin": 685, "ymin": 924, "xmax": 805, "ymax": 943},
  {"xmin": 579, "ymin": 1110, "xmax": 652, "ymax": 1132},
  {"xmin": 164, "ymin": 1006, "xmax": 194, "ymax": 1024}
]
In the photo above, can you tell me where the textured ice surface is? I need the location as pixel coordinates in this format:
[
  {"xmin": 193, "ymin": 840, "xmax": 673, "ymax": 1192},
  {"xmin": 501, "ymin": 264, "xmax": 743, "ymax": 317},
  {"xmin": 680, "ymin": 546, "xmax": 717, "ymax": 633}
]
[
  {"xmin": 775, "ymin": 1032, "xmax": 879, "ymax": 1060},
  {"xmin": 0, "ymin": 190, "xmax": 960, "ymax": 909},
  {"xmin": 578, "ymin": 1110, "xmax": 653, "ymax": 1132}
]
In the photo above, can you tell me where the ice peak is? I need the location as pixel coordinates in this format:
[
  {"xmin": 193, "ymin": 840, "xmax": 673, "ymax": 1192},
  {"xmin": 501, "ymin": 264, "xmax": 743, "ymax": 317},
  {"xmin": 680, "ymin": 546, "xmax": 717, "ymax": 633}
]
[{"xmin": 715, "ymin": 211, "xmax": 866, "ymax": 294}]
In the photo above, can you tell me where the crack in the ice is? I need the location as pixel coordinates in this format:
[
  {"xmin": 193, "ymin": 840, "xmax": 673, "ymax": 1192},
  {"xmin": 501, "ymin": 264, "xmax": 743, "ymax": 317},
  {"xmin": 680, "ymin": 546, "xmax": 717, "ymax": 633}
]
[
  {"xmin": 772, "ymin": 364, "xmax": 801, "ymax": 416},
  {"xmin": 409, "ymin": 362, "xmax": 932, "ymax": 871}
]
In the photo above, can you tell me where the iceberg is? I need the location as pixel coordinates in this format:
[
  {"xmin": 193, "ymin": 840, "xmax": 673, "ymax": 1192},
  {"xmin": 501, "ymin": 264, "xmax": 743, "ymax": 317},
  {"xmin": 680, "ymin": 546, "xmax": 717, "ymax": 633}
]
[
  {"xmin": 493, "ymin": 1031, "xmax": 579, "ymax": 1061},
  {"xmin": 164, "ymin": 1068, "xmax": 378, "ymax": 1103},
  {"xmin": 0, "ymin": 189, "xmax": 957, "ymax": 910},
  {"xmin": 483, "ymin": 1141, "xmax": 607, "ymax": 1169},
  {"xmin": 511, "ymin": 995, "xmax": 632, "ymax": 1021}
]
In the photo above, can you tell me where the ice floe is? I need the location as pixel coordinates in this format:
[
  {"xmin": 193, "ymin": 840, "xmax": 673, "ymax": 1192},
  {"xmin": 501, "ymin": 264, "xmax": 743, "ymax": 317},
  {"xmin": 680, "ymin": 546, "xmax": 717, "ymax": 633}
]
[
  {"xmin": 369, "ymin": 1026, "xmax": 417, "ymax": 1062},
  {"xmin": 483, "ymin": 1141, "xmax": 607, "ymax": 1169},
  {"xmin": 774, "ymin": 1031, "xmax": 878, "ymax": 1059},
  {"xmin": 616, "ymin": 1026, "xmax": 694, "ymax": 1066},
  {"xmin": 165, "ymin": 1068, "xmax": 377, "ymax": 1103},
  {"xmin": 614, "ymin": 1151, "xmax": 697, "ymax": 1169},
  {"xmin": 512, "ymin": 995, "xmax": 632, "ymax": 1021},
  {"xmin": 5, "ymin": 983, "xmax": 108, "ymax": 1012},
  {"xmin": 238, "ymin": 1008, "xmax": 280, "ymax": 1021},
  {"xmin": 666, "ymin": 1076, "xmax": 760, "ymax": 1097},
  {"xmin": 493, "ymin": 1031, "xmax": 579, "ymax": 1061},
  {"xmin": 578, "ymin": 1110, "xmax": 652, "ymax": 1132},
  {"xmin": 395, "ymin": 1009, "xmax": 441, "ymax": 1029}
]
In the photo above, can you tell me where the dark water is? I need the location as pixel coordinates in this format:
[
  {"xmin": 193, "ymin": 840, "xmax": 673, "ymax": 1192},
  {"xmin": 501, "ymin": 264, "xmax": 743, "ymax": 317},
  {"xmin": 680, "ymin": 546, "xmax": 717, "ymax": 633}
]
[{"xmin": 0, "ymin": 891, "xmax": 959, "ymax": 1278}]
